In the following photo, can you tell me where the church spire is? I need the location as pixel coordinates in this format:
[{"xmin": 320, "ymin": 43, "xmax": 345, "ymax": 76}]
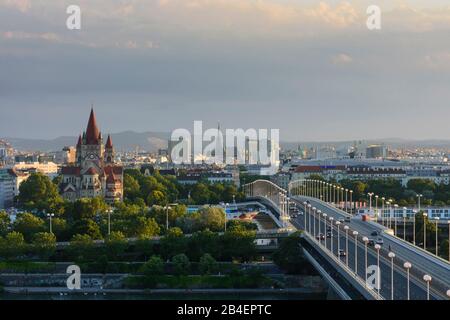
[
  {"xmin": 86, "ymin": 107, "xmax": 100, "ymax": 145},
  {"xmin": 105, "ymin": 134, "xmax": 113, "ymax": 149}
]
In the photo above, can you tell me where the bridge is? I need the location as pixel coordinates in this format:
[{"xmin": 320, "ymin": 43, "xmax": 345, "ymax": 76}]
[{"xmin": 243, "ymin": 179, "xmax": 450, "ymax": 300}]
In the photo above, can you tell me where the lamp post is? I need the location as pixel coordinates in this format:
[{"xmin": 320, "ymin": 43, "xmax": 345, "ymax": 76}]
[
  {"xmin": 46, "ymin": 213, "xmax": 55, "ymax": 234},
  {"xmin": 312, "ymin": 207, "xmax": 317, "ymax": 238},
  {"xmin": 435, "ymin": 217, "xmax": 440, "ymax": 256},
  {"xmin": 394, "ymin": 204, "xmax": 399, "ymax": 236},
  {"xmin": 344, "ymin": 225, "xmax": 350, "ymax": 266},
  {"xmin": 423, "ymin": 212, "xmax": 428, "ymax": 251},
  {"xmin": 374, "ymin": 244, "xmax": 381, "ymax": 297},
  {"xmin": 106, "ymin": 208, "xmax": 113, "ymax": 236},
  {"xmin": 307, "ymin": 204, "xmax": 312, "ymax": 234},
  {"xmin": 413, "ymin": 209, "xmax": 417, "ymax": 246},
  {"xmin": 448, "ymin": 221, "xmax": 450, "ymax": 262},
  {"xmin": 368, "ymin": 193, "xmax": 374, "ymax": 213},
  {"xmin": 387, "ymin": 201, "xmax": 392, "ymax": 229},
  {"xmin": 417, "ymin": 193, "xmax": 422, "ymax": 212},
  {"xmin": 317, "ymin": 210, "xmax": 322, "ymax": 243},
  {"xmin": 423, "ymin": 275, "xmax": 432, "ymax": 300},
  {"xmin": 362, "ymin": 236, "xmax": 369, "ymax": 285},
  {"xmin": 375, "ymin": 195, "xmax": 379, "ymax": 221},
  {"xmin": 403, "ymin": 208, "xmax": 407, "ymax": 241},
  {"xmin": 388, "ymin": 251, "xmax": 396, "ymax": 300},
  {"xmin": 323, "ymin": 213, "xmax": 328, "ymax": 248},
  {"xmin": 329, "ymin": 217, "xmax": 334, "ymax": 254},
  {"xmin": 353, "ymin": 231, "xmax": 359, "ymax": 275},
  {"xmin": 349, "ymin": 190, "xmax": 353, "ymax": 215},
  {"xmin": 403, "ymin": 262, "xmax": 412, "ymax": 300},
  {"xmin": 381, "ymin": 197, "xmax": 386, "ymax": 227},
  {"xmin": 336, "ymin": 221, "xmax": 341, "ymax": 256},
  {"xmin": 345, "ymin": 189, "xmax": 348, "ymax": 213},
  {"xmin": 303, "ymin": 202, "xmax": 308, "ymax": 230}
]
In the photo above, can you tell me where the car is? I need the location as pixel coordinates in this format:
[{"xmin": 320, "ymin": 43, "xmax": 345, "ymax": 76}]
[
  {"xmin": 345, "ymin": 217, "xmax": 351, "ymax": 222},
  {"xmin": 376, "ymin": 238, "xmax": 384, "ymax": 245},
  {"xmin": 326, "ymin": 232, "xmax": 332, "ymax": 238},
  {"xmin": 368, "ymin": 239, "xmax": 375, "ymax": 246},
  {"xmin": 371, "ymin": 230, "xmax": 379, "ymax": 236},
  {"xmin": 339, "ymin": 218, "xmax": 345, "ymax": 223},
  {"xmin": 338, "ymin": 249, "xmax": 346, "ymax": 257},
  {"xmin": 316, "ymin": 233, "xmax": 325, "ymax": 240}
]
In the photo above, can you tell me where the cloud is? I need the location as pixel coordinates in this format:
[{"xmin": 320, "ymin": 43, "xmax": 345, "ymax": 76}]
[
  {"xmin": 331, "ymin": 53, "xmax": 353, "ymax": 65},
  {"xmin": 1, "ymin": 0, "xmax": 30, "ymax": 12}
]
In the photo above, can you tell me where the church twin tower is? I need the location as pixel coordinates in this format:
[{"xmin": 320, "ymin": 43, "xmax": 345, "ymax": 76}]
[{"xmin": 61, "ymin": 108, "xmax": 124, "ymax": 203}]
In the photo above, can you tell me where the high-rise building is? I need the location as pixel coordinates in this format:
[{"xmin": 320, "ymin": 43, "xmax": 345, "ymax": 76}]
[{"xmin": 60, "ymin": 108, "xmax": 123, "ymax": 203}]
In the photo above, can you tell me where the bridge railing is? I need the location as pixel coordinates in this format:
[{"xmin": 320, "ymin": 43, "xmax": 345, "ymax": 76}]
[
  {"xmin": 289, "ymin": 178, "xmax": 450, "ymax": 265},
  {"xmin": 243, "ymin": 180, "xmax": 291, "ymax": 228}
]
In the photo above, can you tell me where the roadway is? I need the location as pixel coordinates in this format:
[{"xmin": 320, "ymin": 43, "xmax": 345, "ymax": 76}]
[{"xmin": 290, "ymin": 196, "xmax": 450, "ymax": 300}]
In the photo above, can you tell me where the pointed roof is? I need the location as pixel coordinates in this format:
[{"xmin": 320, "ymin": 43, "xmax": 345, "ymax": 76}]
[
  {"xmin": 77, "ymin": 134, "xmax": 82, "ymax": 147},
  {"xmin": 105, "ymin": 134, "xmax": 113, "ymax": 148},
  {"xmin": 85, "ymin": 108, "xmax": 100, "ymax": 145},
  {"xmin": 106, "ymin": 172, "xmax": 116, "ymax": 184}
]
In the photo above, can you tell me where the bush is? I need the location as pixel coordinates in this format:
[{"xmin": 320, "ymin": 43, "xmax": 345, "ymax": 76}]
[{"xmin": 172, "ymin": 254, "xmax": 190, "ymax": 275}]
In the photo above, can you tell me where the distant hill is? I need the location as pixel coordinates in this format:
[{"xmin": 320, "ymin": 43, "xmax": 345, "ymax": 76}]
[{"xmin": 5, "ymin": 131, "xmax": 170, "ymax": 152}]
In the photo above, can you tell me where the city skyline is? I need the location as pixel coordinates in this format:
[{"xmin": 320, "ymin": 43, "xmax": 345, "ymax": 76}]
[{"xmin": 2, "ymin": 1, "xmax": 450, "ymax": 141}]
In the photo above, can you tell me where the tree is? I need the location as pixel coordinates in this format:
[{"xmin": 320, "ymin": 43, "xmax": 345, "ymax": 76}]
[
  {"xmin": 123, "ymin": 173, "xmax": 141, "ymax": 201},
  {"xmin": 198, "ymin": 207, "xmax": 226, "ymax": 232},
  {"xmin": 18, "ymin": 173, "xmax": 64, "ymax": 213},
  {"xmin": 160, "ymin": 227, "xmax": 187, "ymax": 259},
  {"xmin": 199, "ymin": 253, "xmax": 218, "ymax": 275},
  {"xmin": 13, "ymin": 213, "xmax": 45, "ymax": 241},
  {"xmin": 147, "ymin": 190, "xmax": 167, "ymax": 206},
  {"xmin": 272, "ymin": 232, "xmax": 312, "ymax": 274},
  {"xmin": 105, "ymin": 231, "xmax": 127, "ymax": 259},
  {"xmin": 67, "ymin": 197, "xmax": 108, "ymax": 221},
  {"xmin": 135, "ymin": 217, "xmax": 160, "ymax": 239},
  {"xmin": 0, "ymin": 211, "xmax": 10, "ymax": 237},
  {"xmin": 172, "ymin": 253, "xmax": 190, "ymax": 275},
  {"xmin": 69, "ymin": 219, "xmax": 103, "ymax": 240},
  {"xmin": 67, "ymin": 234, "xmax": 95, "ymax": 261},
  {"xmin": 140, "ymin": 255, "xmax": 164, "ymax": 276},
  {"xmin": 0, "ymin": 231, "xmax": 26, "ymax": 258},
  {"xmin": 32, "ymin": 232, "xmax": 56, "ymax": 258}
]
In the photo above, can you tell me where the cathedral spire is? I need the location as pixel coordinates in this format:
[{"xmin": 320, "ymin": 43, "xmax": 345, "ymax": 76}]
[
  {"xmin": 86, "ymin": 107, "xmax": 100, "ymax": 145},
  {"xmin": 76, "ymin": 134, "xmax": 82, "ymax": 147},
  {"xmin": 105, "ymin": 134, "xmax": 113, "ymax": 149}
]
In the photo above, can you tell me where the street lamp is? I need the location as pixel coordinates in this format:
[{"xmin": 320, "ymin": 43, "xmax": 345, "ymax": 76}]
[
  {"xmin": 375, "ymin": 195, "xmax": 379, "ymax": 221},
  {"xmin": 403, "ymin": 207, "xmax": 407, "ymax": 241},
  {"xmin": 317, "ymin": 210, "xmax": 322, "ymax": 242},
  {"xmin": 46, "ymin": 213, "xmax": 55, "ymax": 234},
  {"xmin": 374, "ymin": 244, "xmax": 381, "ymax": 297},
  {"xmin": 423, "ymin": 274, "xmax": 432, "ymax": 300},
  {"xmin": 435, "ymin": 217, "xmax": 440, "ymax": 256},
  {"xmin": 105, "ymin": 208, "xmax": 114, "ymax": 236},
  {"xmin": 344, "ymin": 225, "xmax": 350, "ymax": 266},
  {"xmin": 303, "ymin": 201, "xmax": 308, "ymax": 230},
  {"xmin": 368, "ymin": 193, "xmax": 374, "ymax": 213},
  {"xmin": 362, "ymin": 236, "xmax": 369, "ymax": 285},
  {"xmin": 353, "ymin": 231, "xmax": 359, "ymax": 275},
  {"xmin": 345, "ymin": 189, "xmax": 348, "ymax": 213},
  {"xmin": 381, "ymin": 197, "xmax": 386, "ymax": 226},
  {"xmin": 394, "ymin": 204, "xmax": 399, "ymax": 236},
  {"xmin": 312, "ymin": 207, "xmax": 317, "ymax": 238},
  {"xmin": 412, "ymin": 209, "xmax": 417, "ymax": 246},
  {"xmin": 307, "ymin": 204, "xmax": 312, "ymax": 234},
  {"xmin": 417, "ymin": 193, "xmax": 423, "ymax": 212},
  {"xmin": 323, "ymin": 213, "xmax": 328, "ymax": 248},
  {"xmin": 423, "ymin": 212, "xmax": 428, "ymax": 251},
  {"xmin": 329, "ymin": 217, "xmax": 334, "ymax": 254},
  {"xmin": 336, "ymin": 221, "xmax": 341, "ymax": 257},
  {"xmin": 403, "ymin": 262, "xmax": 412, "ymax": 300},
  {"xmin": 388, "ymin": 251, "xmax": 396, "ymax": 300},
  {"xmin": 349, "ymin": 190, "xmax": 353, "ymax": 215},
  {"xmin": 448, "ymin": 221, "xmax": 450, "ymax": 262}
]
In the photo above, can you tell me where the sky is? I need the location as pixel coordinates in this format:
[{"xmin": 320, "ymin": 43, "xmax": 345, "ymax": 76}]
[{"xmin": 1, "ymin": 0, "xmax": 450, "ymax": 142}]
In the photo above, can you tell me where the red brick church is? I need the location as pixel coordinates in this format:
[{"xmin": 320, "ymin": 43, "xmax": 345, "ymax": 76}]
[{"xmin": 60, "ymin": 108, "xmax": 123, "ymax": 203}]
